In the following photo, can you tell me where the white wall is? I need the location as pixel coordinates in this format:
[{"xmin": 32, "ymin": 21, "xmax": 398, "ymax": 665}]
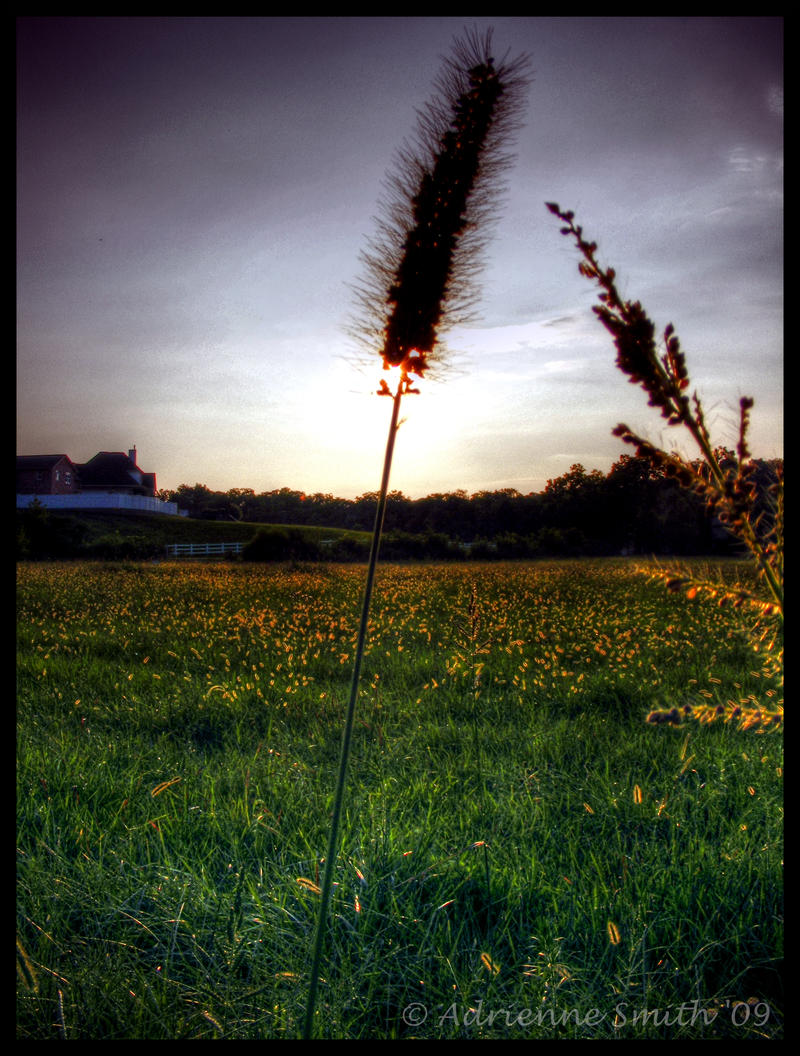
[{"xmin": 16, "ymin": 493, "xmax": 182, "ymax": 516}]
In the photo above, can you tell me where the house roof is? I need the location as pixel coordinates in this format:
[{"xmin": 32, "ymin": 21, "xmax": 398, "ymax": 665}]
[
  {"xmin": 77, "ymin": 451, "xmax": 143, "ymax": 488},
  {"xmin": 16, "ymin": 454, "xmax": 74, "ymax": 470},
  {"xmin": 18, "ymin": 450, "xmax": 156, "ymax": 494}
]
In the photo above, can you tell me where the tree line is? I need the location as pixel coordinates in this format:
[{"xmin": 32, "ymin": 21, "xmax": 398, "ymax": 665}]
[{"xmin": 162, "ymin": 452, "xmax": 781, "ymax": 557}]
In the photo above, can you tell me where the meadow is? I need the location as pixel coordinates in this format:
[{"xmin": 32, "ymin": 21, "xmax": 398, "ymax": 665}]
[{"xmin": 16, "ymin": 558, "xmax": 783, "ymax": 1039}]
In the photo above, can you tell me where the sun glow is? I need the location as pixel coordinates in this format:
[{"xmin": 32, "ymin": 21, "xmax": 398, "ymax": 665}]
[{"xmin": 378, "ymin": 363, "xmax": 406, "ymax": 395}]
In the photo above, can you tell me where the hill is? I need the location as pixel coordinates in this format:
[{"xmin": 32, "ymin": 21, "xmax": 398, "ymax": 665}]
[{"xmin": 15, "ymin": 507, "xmax": 370, "ymax": 562}]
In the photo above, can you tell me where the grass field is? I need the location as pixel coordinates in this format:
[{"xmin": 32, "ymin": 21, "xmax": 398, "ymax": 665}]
[{"xmin": 16, "ymin": 559, "xmax": 783, "ymax": 1039}]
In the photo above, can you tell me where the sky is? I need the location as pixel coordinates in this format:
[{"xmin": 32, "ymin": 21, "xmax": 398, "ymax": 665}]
[{"xmin": 17, "ymin": 16, "xmax": 783, "ymax": 499}]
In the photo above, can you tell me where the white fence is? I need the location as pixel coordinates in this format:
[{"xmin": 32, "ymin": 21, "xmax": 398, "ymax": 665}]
[
  {"xmin": 16, "ymin": 493, "xmax": 182, "ymax": 516},
  {"xmin": 165, "ymin": 542, "xmax": 244, "ymax": 557}
]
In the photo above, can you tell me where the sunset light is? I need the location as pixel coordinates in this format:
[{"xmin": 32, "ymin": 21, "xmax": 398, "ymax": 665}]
[{"xmin": 16, "ymin": 17, "xmax": 782, "ymax": 499}]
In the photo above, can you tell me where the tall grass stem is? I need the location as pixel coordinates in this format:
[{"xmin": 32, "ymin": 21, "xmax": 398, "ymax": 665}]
[{"xmin": 302, "ymin": 382, "xmax": 403, "ymax": 1039}]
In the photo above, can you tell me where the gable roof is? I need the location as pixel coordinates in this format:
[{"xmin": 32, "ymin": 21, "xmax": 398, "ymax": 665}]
[
  {"xmin": 18, "ymin": 450, "xmax": 156, "ymax": 496},
  {"xmin": 77, "ymin": 451, "xmax": 142, "ymax": 488},
  {"xmin": 16, "ymin": 454, "xmax": 75, "ymax": 471}
]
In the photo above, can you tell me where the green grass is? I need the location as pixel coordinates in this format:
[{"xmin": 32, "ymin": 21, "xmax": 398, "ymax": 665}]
[{"xmin": 16, "ymin": 559, "xmax": 783, "ymax": 1039}]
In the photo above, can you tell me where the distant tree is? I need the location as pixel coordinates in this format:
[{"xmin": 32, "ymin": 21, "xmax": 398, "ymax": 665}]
[
  {"xmin": 226, "ymin": 487, "xmax": 256, "ymax": 520},
  {"xmin": 171, "ymin": 483, "xmax": 214, "ymax": 517},
  {"xmin": 542, "ymin": 464, "xmax": 611, "ymax": 549},
  {"xmin": 160, "ymin": 456, "xmax": 776, "ymax": 554},
  {"xmin": 605, "ymin": 454, "xmax": 708, "ymax": 554}
]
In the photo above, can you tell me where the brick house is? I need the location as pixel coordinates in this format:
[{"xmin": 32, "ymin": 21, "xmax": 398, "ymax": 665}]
[
  {"xmin": 16, "ymin": 446, "xmax": 177, "ymax": 515},
  {"xmin": 16, "ymin": 454, "xmax": 79, "ymax": 495},
  {"xmin": 16, "ymin": 447, "xmax": 157, "ymax": 499}
]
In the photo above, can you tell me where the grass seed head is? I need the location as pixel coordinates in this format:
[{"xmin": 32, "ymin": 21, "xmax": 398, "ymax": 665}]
[{"xmin": 352, "ymin": 29, "xmax": 530, "ymax": 385}]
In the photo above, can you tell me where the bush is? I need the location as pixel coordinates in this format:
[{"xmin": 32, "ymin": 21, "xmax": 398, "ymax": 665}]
[
  {"xmin": 324, "ymin": 535, "xmax": 370, "ymax": 562},
  {"xmin": 81, "ymin": 534, "xmax": 158, "ymax": 560},
  {"xmin": 241, "ymin": 527, "xmax": 321, "ymax": 562},
  {"xmin": 16, "ymin": 506, "xmax": 88, "ymax": 560},
  {"xmin": 379, "ymin": 530, "xmax": 459, "ymax": 561}
]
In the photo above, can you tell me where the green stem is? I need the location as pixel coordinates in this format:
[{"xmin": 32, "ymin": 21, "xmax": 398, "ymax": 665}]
[
  {"xmin": 302, "ymin": 381, "xmax": 403, "ymax": 1040},
  {"xmin": 685, "ymin": 419, "xmax": 784, "ymax": 614}
]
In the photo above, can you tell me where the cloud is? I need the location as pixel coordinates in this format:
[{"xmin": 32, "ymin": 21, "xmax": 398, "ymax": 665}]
[
  {"xmin": 766, "ymin": 82, "xmax": 783, "ymax": 118},
  {"xmin": 728, "ymin": 146, "xmax": 769, "ymax": 174}
]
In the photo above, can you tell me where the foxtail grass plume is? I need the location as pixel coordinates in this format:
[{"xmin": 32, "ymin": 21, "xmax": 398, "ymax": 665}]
[
  {"xmin": 304, "ymin": 33, "xmax": 528, "ymax": 1040},
  {"xmin": 353, "ymin": 29, "xmax": 530, "ymax": 388}
]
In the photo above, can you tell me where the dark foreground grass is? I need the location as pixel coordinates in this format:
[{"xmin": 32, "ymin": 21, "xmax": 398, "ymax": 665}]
[{"xmin": 17, "ymin": 560, "xmax": 783, "ymax": 1039}]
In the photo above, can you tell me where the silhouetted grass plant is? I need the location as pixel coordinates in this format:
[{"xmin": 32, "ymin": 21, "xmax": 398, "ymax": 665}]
[
  {"xmin": 547, "ymin": 203, "xmax": 783, "ymax": 731},
  {"xmin": 303, "ymin": 30, "xmax": 529, "ymax": 1038}
]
